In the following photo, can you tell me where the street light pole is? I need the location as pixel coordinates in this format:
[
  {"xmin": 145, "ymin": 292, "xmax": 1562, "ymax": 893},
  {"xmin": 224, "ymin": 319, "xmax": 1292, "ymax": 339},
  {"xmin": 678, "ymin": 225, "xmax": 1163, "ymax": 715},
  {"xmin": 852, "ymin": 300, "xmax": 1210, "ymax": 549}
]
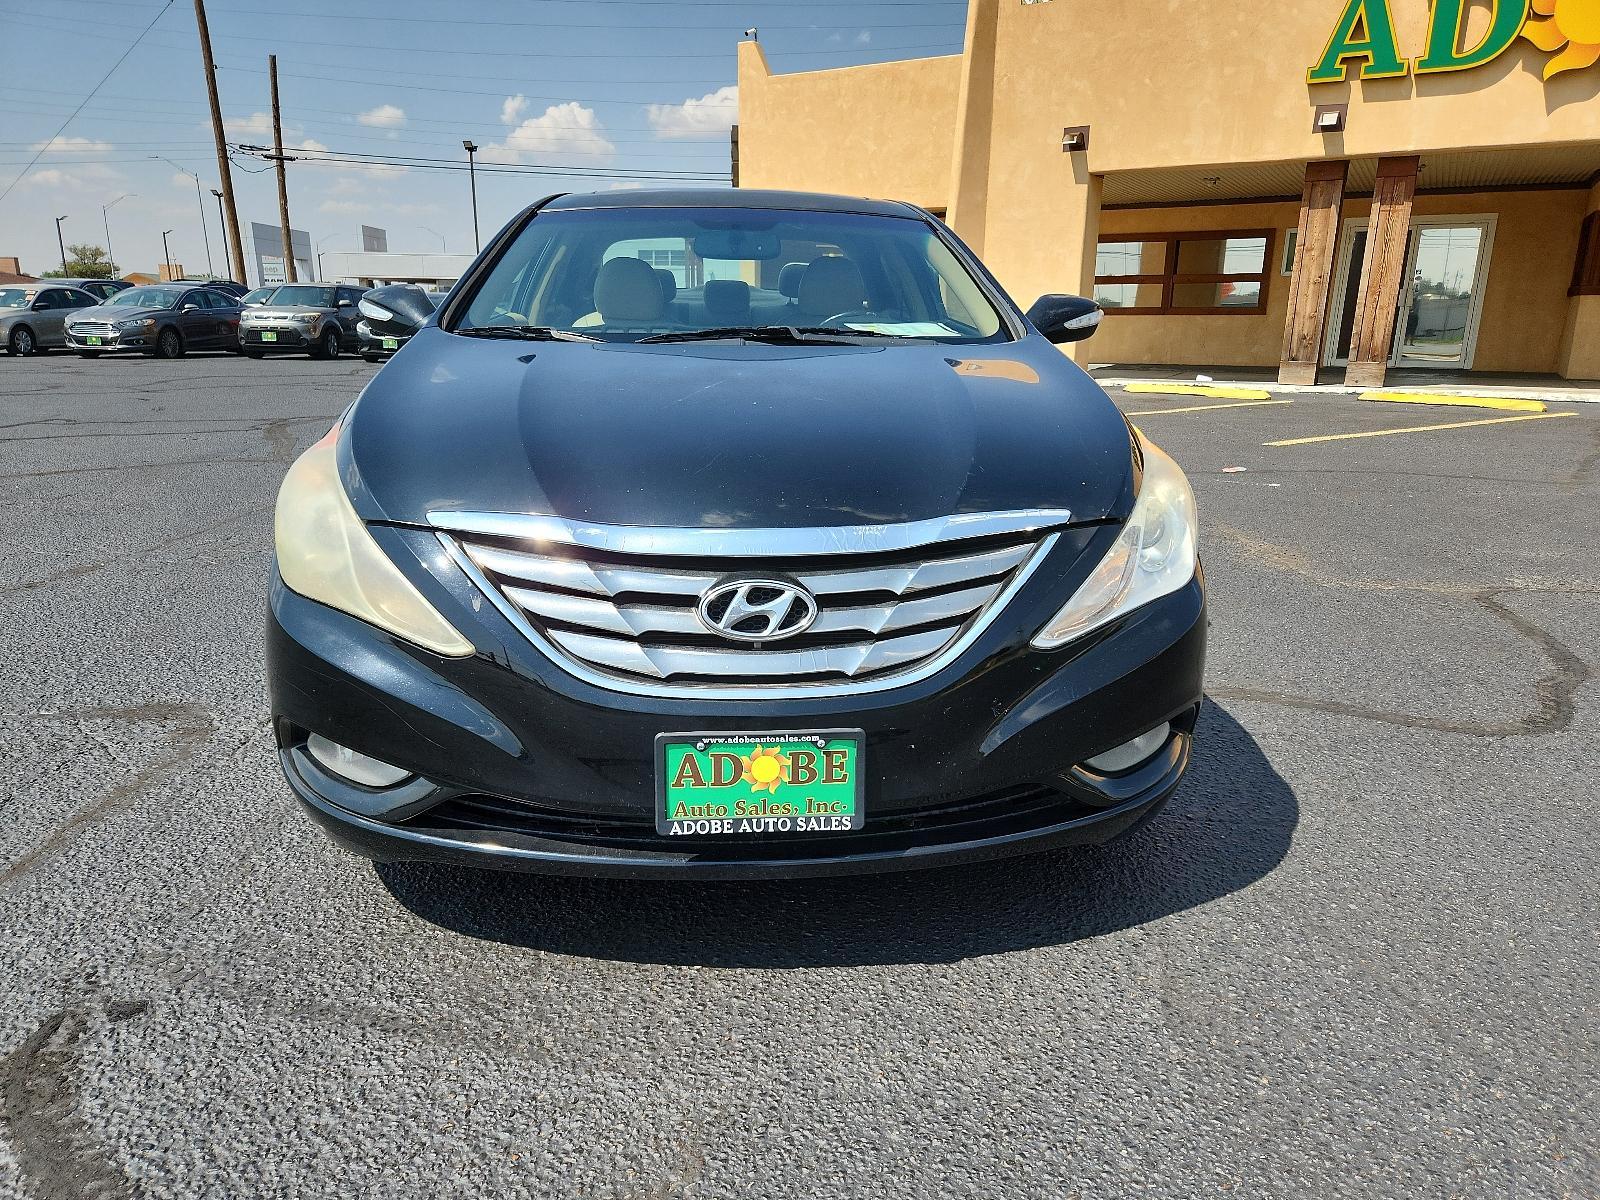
[
  {"xmin": 421, "ymin": 225, "xmax": 446, "ymax": 252},
  {"xmin": 54, "ymin": 215, "xmax": 69, "ymax": 275},
  {"xmin": 162, "ymin": 229, "xmax": 175, "ymax": 278},
  {"xmin": 315, "ymin": 234, "xmax": 341, "ymax": 281},
  {"xmin": 153, "ymin": 157, "xmax": 214, "ymax": 277},
  {"xmin": 462, "ymin": 140, "xmax": 480, "ymax": 253},
  {"xmin": 101, "ymin": 193, "xmax": 134, "ymax": 276}
]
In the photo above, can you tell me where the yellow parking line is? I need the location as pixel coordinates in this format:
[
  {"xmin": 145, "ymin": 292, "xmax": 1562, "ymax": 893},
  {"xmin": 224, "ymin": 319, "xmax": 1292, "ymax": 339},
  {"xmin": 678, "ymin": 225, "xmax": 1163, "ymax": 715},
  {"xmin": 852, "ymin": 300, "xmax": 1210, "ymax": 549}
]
[
  {"xmin": 1127, "ymin": 399, "xmax": 1293, "ymax": 416},
  {"xmin": 1360, "ymin": 390, "xmax": 1546, "ymax": 413},
  {"xmin": 1123, "ymin": 383, "xmax": 1274, "ymax": 401},
  {"xmin": 1266, "ymin": 411, "xmax": 1576, "ymax": 447}
]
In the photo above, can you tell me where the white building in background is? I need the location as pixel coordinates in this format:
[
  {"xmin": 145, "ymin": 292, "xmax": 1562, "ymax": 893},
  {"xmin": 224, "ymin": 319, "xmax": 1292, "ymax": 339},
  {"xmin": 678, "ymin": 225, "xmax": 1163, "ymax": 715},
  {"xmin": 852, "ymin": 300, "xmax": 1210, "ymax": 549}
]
[{"xmin": 317, "ymin": 250, "xmax": 475, "ymax": 289}]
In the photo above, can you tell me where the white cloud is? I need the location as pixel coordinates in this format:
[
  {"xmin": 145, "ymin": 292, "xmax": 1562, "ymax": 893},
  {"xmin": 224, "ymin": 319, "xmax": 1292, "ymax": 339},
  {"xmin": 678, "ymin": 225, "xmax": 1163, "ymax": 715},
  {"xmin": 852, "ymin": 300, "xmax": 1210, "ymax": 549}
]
[
  {"xmin": 224, "ymin": 112, "xmax": 273, "ymax": 138},
  {"xmin": 30, "ymin": 135, "xmax": 114, "ymax": 154},
  {"xmin": 319, "ymin": 199, "xmax": 365, "ymax": 215},
  {"xmin": 23, "ymin": 162, "xmax": 122, "ymax": 189},
  {"xmin": 357, "ymin": 104, "xmax": 406, "ymax": 129},
  {"xmin": 646, "ymin": 86, "xmax": 738, "ymax": 138},
  {"xmin": 482, "ymin": 101, "xmax": 614, "ymax": 164},
  {"xmin": 500, "ymin": 94, "xmax": 528, "ymax": 125},
  {"xmin": 170, "ymin": 172, "xmax": 195, "ymax": 188}
]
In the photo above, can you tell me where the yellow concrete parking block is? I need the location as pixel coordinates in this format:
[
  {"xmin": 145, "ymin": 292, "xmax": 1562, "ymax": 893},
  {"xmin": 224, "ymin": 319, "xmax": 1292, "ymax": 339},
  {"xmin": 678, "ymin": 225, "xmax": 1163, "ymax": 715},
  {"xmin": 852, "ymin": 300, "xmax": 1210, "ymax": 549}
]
[
  {"xmin": 1122, "ymin": 383, "xmax": 1275, "ymax": 401},
  {"xmin": 1359, "ymin": 390, "xmax": 1546, "ymax": 413},
  {"xmin": 1127, "ymin": 399, "xmax": 1293, "ymax": 416},
  {"xmin": 1266, "ymin": 411, "xmax": 1576, "ymax": 447}
]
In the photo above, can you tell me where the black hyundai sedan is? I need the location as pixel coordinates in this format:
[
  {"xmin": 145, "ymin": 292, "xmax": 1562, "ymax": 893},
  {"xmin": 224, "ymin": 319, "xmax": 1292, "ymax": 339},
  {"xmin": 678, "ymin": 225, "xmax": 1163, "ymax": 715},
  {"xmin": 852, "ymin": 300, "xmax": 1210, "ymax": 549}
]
[{"xmin": 268, "ymin": 189, "xmax": 1205, "ymax": 879}]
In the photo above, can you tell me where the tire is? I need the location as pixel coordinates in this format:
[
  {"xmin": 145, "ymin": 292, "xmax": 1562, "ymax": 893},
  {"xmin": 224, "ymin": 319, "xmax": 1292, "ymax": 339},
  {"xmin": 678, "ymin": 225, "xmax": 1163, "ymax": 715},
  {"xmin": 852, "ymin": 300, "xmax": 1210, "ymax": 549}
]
[
  {"xmin": 313, "ymin": 328, "xmax": 340, "ymax": 360},
  {"xmin": 155, "ymin": 327, "xmax": 184, "ymax": 359},
  {"xmin": 7, "ymin": 326, "xmax": 36, "ymax": 356}
]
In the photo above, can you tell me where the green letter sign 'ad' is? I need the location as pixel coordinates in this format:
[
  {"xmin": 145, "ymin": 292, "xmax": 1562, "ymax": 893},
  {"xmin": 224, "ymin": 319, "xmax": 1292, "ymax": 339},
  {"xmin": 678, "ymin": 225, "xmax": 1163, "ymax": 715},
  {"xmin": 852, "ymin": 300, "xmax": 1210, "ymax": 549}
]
[
  {"xmin": 1416, "ymin": 0, "xmax": 1526, "ymax": 73},
  {"xmin": 1309, "ymin": 0, "xmax": 1408, "ymax": 81}
]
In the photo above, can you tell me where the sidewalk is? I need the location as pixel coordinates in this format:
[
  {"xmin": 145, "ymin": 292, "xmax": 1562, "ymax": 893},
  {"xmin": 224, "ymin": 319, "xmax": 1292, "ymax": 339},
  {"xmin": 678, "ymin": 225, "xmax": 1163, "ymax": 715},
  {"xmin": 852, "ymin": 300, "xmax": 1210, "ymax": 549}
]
[{"xmin": 1087, "ymin": 363, "xmax": 1600, "ymax": 405}]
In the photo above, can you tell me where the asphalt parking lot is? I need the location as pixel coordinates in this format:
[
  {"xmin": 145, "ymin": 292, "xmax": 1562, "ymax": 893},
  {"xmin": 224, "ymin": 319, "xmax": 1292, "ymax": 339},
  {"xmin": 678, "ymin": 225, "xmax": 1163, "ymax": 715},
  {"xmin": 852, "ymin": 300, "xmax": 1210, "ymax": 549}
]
[{"xmin": 2, "ymin": 351, "xmax": 1596, "ymax": 1198}]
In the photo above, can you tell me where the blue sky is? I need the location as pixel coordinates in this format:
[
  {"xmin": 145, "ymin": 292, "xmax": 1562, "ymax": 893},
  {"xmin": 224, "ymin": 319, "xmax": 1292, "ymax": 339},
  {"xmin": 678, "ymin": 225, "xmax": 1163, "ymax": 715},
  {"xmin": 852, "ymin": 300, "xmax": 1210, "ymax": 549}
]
[{"xmin": 0, "ymin": 0, "xmax": 968, "ymax": 278}]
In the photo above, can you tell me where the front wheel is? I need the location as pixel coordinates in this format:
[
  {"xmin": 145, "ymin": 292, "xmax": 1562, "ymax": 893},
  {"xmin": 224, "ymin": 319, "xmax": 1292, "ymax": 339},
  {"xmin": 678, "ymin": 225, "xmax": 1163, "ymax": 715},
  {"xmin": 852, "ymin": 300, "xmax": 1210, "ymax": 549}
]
[
  {"xmin": 7, "ymin": 326, "xmax": 36, "ymax": 356},
  {"xmin": 313, "ymin": 329, "xmax": 339, "ymax": 360},
  {"xmin": 155, "ymin": 327, "xmax": 184, "ymax": 359}
]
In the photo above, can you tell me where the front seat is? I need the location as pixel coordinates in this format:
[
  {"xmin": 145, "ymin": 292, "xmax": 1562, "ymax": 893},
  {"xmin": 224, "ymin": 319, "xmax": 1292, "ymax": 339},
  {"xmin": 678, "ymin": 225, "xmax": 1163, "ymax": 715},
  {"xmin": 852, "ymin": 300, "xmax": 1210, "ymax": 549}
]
[
  {"xmin": 703, "ymin": 279, "xmax": 750, "ymax": 325},
  {"xmin": 591, "ymin": 256, "xmax": 667, "ymax": 328},
  {"xmin": 796, "ymin": 255, "xmax": 868, "ymax": 323}
]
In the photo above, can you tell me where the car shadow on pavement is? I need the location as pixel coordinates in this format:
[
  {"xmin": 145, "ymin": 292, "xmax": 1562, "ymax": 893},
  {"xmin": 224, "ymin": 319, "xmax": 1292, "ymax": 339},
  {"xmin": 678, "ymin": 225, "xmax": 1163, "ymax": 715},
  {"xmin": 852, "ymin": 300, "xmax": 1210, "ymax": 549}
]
[{"xmin": 376, "ymin": 700, "xmax": 1296, "ymax": 967}]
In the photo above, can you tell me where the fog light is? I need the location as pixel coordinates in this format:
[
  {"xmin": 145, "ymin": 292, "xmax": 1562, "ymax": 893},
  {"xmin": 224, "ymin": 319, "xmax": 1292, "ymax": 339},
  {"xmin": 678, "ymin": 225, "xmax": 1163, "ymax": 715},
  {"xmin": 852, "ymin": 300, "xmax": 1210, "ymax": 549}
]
[
  {"xmin": 1083, "ymin": 722, "xmax": 1170, "ymax": 774},
  {"xmin": 306, "ymin": 734, "xmax": 413, "ymax": 788}
]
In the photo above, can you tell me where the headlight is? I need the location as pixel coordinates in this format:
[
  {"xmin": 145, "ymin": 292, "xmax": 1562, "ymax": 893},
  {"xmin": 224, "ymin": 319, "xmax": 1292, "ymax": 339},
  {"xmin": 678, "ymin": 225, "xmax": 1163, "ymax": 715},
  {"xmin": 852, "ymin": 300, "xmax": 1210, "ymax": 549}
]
[
  {"xmin": 1031, "ymin": 431, "xmax": 1197, "ymax": 648},
  {"xmin": 358, "ymin": 298, "xmax": 394, "ymax": 322},
  {"xmin": 115, "ymin": 316, "xmax": 154, "ymax": 330},
  {"xmin": 290, "ymin": 312, "xmax": 318, "ymax": 323},
  {"xmin": 274, "ymin": 426, "xmax": 474, "ymax": 657}
]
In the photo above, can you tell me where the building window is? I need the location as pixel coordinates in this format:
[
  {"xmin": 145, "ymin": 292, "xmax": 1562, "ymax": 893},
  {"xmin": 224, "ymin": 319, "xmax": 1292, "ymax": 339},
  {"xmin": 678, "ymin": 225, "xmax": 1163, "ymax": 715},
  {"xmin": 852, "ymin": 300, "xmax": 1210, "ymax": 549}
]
[
  {"xmin": 1281, "ymin": 228, "xmax": 1298, "ymax": 276},
  {"xmin": 1572, "ymin": 212, "xmax": 1600, "ymax": 298},
  {"xmin": 1093, "ymin": 229, "xmax": 1275, "ymax": 315}
]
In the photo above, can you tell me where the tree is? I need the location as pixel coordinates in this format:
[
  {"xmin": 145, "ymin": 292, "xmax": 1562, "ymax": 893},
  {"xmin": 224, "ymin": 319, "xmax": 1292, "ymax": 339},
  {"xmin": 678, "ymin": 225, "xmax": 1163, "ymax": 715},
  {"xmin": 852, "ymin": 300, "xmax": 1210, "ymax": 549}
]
[{"xmin": 41, "ymin": 244, "xmax": 116, "ymax": 278}]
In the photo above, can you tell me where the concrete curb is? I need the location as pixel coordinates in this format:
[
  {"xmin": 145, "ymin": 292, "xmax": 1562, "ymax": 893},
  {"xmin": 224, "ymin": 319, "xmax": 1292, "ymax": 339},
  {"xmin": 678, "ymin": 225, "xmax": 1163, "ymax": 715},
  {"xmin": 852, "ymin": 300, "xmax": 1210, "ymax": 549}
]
[{"xmin": 1093, "ymin": 374, "xmax": 1600, "ymax": 405}]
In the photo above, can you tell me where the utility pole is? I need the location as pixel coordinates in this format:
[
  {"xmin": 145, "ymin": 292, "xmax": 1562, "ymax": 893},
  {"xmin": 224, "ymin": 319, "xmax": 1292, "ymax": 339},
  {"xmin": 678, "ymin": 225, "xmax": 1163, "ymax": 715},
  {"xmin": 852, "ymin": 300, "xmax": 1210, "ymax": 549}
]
[
  {"xmin": 462, "ymin": 140, "xmax": 480, "ymax": 252},
  {"xmin": 194, "ymin": 0, "xmax": 245, "ymax": 282},
  {"xmin": 102, "ymin": 193, "xmax": 133, "ymax": 276},
  {"xmin": 54, "ymin": 215, "xmax": 69, "ymax": 275},
  {"xmin": 269, "ymin": 55, "xmax": 298, "ymax": 283}
]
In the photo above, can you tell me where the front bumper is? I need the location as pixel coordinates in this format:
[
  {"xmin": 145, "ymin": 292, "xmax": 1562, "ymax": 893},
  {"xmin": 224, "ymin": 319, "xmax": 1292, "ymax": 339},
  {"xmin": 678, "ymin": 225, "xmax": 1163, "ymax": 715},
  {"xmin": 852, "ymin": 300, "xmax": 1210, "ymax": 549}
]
[
  {"xmin": 267, "ymin": 535, "xmax": 1207, "ymax": 878},
  {"xmin": 356, "ymin": 321, "xmax": 406, "ymax": 357},
  {"xmin": 66, "ymin": 326, "xmax": 150, "ymax": 351},
  {"xmin": 242, "ymin": 325, "xmax": 315, "ymax": 350}
]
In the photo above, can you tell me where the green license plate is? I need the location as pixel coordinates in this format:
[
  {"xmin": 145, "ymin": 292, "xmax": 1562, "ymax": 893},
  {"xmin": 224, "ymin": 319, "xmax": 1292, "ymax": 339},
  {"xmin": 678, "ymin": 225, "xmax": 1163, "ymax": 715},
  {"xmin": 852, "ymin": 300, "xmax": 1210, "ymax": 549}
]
[
  {"xmin": 655, "ymin": 731, "xmax": 864, "ymax": 837},
  {"xmin": 85, "ymin": 336, "xmax": 102, "ymax": 346},
  {"xmin": 382, "ymin": 338, "xmax": 398, "ymax": 350},
  {"xmin": 260, "ymin": 331, "xmax": 277, "ymax": 342}
]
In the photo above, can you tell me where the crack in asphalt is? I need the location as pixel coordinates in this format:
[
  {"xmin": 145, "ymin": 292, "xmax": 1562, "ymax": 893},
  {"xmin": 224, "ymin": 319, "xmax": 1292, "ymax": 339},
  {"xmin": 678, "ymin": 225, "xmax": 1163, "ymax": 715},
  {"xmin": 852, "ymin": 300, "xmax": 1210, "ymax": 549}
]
[
  {"xmin": 0, "ymin": 702, "xmax": 216, "ymax": 888},
  {"xmin": 1210, "ymin": 525, "xmax": 1593, "ymax": 737},
  {"xmin": 1, "ymin": 998, "xmax": 144, "ymax": 1200}
]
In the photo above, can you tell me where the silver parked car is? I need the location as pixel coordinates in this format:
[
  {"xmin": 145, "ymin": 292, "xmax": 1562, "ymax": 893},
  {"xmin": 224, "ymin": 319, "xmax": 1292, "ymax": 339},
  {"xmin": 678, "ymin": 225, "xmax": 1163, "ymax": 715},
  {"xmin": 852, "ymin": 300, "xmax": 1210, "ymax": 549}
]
[
  {"xmin": 0, "ymin": 284, "xmax": 99, "ymax": 355},
  {"xmin": 239, "ymin": 283, "xmax": 365, "ymax": 359}
]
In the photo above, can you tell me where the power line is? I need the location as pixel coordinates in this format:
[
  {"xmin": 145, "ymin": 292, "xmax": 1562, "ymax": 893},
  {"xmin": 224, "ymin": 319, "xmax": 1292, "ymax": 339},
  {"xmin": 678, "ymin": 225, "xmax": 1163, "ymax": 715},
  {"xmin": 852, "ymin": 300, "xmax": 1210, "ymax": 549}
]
[{"xmin": 0, "ymin": 0, "xmax": 176, "ymax": 204}]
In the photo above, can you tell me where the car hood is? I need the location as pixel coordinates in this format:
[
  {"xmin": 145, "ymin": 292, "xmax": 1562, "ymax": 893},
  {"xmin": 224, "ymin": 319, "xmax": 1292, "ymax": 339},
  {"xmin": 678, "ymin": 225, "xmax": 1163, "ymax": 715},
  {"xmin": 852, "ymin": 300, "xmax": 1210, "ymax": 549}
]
[
  {"xmin": 341, "ymin": 327, "xmax": 1137, "ymax": 530},
  {"xmin": 69, "ymin": 304, "xmax": 167, "ymax": 322},
  {"xmin": 246, "ymin": 305, "xmax": 331, "ymax": 319}
]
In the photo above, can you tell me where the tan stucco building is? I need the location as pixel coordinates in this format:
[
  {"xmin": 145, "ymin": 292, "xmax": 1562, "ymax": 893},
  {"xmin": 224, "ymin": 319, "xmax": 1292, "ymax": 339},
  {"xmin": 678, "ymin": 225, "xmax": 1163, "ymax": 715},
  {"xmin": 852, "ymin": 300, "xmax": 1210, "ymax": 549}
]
[{"xmin": 736, "ymin": 0, "xmax": 1600, "ymax": 383}]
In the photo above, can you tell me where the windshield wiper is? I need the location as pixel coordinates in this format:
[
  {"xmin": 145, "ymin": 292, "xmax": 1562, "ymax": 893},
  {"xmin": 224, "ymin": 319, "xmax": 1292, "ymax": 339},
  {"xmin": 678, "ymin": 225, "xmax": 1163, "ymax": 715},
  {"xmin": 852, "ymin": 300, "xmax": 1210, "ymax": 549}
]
[
  {"xmin": 457, "ymin": 325, "xmax": 600, "ymax": 343},
  {"xmin": 636, "ymin": 325, "xmax": 901, "ymax": 345}
]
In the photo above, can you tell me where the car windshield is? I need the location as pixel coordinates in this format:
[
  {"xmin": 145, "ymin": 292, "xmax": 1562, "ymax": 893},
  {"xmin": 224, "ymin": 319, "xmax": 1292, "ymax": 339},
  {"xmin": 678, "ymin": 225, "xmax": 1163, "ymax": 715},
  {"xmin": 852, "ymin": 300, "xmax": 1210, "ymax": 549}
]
[
  {"xmin": 243, "ymin": 287, "xmax": 276, "ymax": 304},
  {"xmin": 0, "ymin": 289, "xmax": 30, "ymax": 308},
  {"xmin": 110, "ymin": 286, "xmax": 184, "ymax": 308},
  {"xmin": 271, "ymin": 285, "xmax": 335, "ymax": 307},
  {"xmin": 456, "ymin": 206, "xmax": 1007, "ymax": 342}
]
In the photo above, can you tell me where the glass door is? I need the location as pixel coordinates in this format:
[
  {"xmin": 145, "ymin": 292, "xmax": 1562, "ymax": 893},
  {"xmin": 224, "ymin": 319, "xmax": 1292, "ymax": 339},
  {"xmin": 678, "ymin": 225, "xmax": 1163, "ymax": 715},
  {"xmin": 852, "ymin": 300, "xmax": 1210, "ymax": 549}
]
[{"xmin": 1393, "ymin": 222, "xmax": 1492, "ymax": 369}]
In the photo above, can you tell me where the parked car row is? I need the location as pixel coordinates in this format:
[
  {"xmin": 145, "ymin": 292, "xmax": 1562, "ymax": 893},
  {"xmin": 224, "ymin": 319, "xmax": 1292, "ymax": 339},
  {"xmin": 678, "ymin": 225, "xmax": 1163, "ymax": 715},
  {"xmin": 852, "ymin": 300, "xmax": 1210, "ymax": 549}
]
[{"xmin": 2, "ymin": 279, "xmax": 441, "ymax": 362}]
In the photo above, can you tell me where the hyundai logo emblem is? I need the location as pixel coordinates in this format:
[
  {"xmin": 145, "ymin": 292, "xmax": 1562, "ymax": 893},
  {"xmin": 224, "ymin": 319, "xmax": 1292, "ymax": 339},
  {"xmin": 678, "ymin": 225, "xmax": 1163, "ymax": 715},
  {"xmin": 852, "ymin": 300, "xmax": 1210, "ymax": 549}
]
[{"xmin": 696, "ymin": 577, "xmax": 819, "ymax": 643}]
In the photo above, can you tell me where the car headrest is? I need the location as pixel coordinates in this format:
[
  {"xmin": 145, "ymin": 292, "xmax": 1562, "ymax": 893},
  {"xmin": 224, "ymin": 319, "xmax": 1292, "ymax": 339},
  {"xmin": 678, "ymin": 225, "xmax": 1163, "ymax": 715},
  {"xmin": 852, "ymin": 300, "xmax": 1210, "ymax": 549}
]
[
  {"xmin": 594, "ymin": 256, "xmax": 666, "ymax": 323},
  {"xmin": 654, "ymin": 268, "xmax": 677, "ymax": 305},
  {"xmin": 703, "ymin": 279, "xmax": 750, "ymax": 323},
  {"xmin": 777, "ymin": 262, "xmax": 806, "ymax": 299},
  {"xmin": 798, "ymin": 255, "xmax": 867, "ymax": 318}
]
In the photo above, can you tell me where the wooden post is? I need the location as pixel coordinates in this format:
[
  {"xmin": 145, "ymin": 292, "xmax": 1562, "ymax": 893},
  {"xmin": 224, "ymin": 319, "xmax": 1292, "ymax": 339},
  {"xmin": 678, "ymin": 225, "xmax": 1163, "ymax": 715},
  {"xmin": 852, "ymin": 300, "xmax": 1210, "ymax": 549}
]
[
  {"xmin": 1343, "ymin": 155, "xmax": 1420, "ymax": 388},
  {"xmin": 1278, "ymin": 160, "xmax": 1348, "ymax": 385},
  {"xmin": 269, "ymin": 55, "xmax": 297, "ymax": 283},
  {"xmin": 194, "ymin": 0, "xmax": 246, "ymax": 283}
]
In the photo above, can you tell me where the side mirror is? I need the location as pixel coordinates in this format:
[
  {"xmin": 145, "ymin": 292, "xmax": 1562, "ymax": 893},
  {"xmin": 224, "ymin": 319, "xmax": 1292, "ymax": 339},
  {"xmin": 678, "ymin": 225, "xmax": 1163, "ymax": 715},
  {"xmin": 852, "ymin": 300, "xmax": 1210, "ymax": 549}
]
[
  {"xmin": 338, "ymin": 298, "xmax": 354, "ymax": 307},
  {"xmin": 31, "ymin": 299, "xmax": 49, "ymax": 310},
  {"xmin": 181, "ymin": 302, "xmax": 199, "ymax": 312},
  {"xmin": 358, "ymin": 284, "xmax": 432, "ymax": 335},
  {"xmin": 1025, "ymin": 294, "xmax": 1103, "ymax": 344}
]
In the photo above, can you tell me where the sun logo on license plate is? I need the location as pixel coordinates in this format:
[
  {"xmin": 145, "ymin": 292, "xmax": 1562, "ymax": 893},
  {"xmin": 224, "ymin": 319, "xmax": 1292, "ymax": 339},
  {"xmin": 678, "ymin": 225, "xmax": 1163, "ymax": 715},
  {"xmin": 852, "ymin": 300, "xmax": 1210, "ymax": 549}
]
[{"xmin": 739, "ymin": 745, "xmax": 791, "ymax": 793}]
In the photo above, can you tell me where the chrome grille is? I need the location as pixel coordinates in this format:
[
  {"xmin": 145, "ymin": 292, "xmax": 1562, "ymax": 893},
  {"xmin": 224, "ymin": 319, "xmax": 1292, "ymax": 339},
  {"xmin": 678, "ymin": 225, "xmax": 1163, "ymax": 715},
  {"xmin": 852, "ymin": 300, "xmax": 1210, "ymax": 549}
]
[
  {"xmin": 69, "ymin": 321, "xmax": 115, "ymax": 335},
  {"xmin": 433, "ymin": 510, "xmax": 1070, "ymax": 698}
]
